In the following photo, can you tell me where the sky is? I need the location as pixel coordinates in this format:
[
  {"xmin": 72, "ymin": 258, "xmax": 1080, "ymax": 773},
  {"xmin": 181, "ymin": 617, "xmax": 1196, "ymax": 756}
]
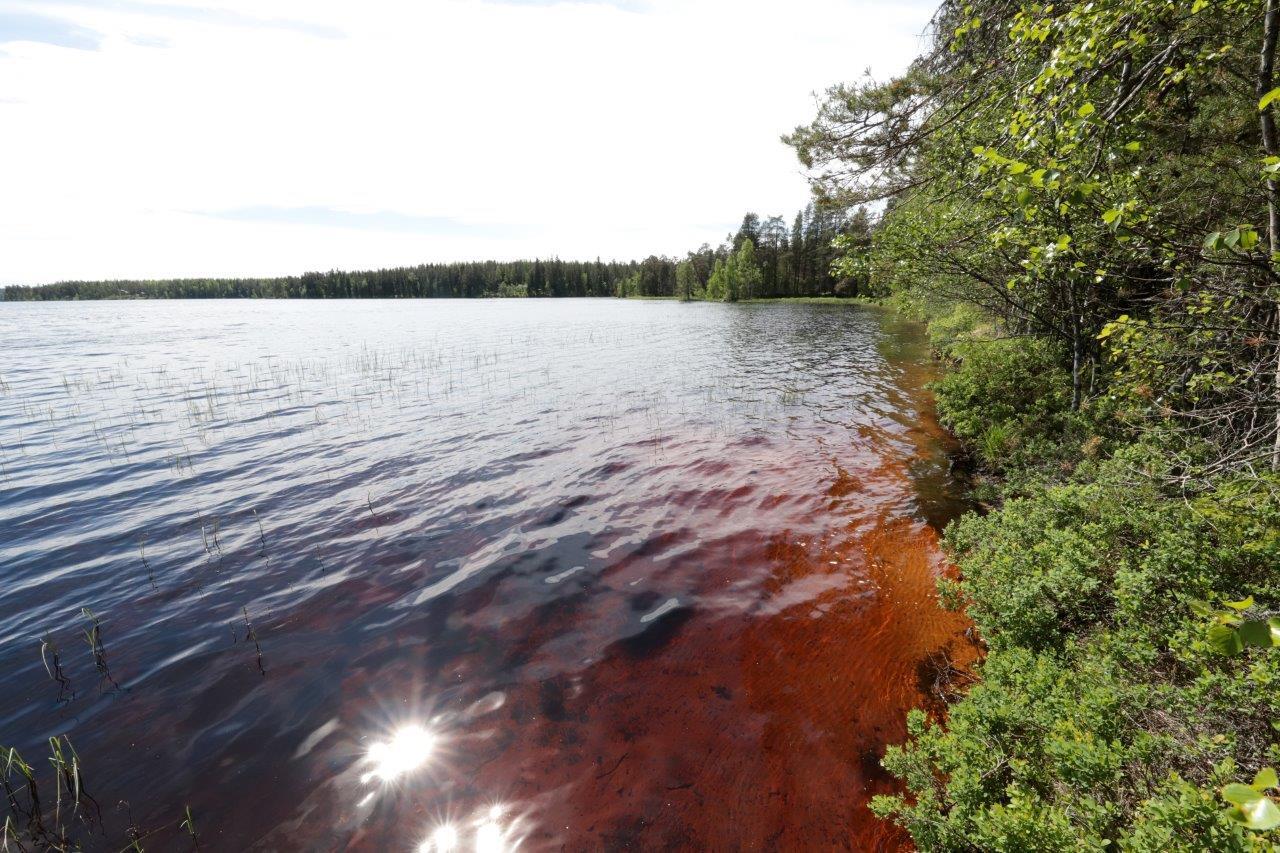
[{"xmin": 0, "ymin": 0, "xmax": 936, "ymax": 284}]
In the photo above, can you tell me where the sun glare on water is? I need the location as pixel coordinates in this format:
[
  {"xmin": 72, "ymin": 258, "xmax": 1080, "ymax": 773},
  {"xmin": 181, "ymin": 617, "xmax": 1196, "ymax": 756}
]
[
  {"xmin": 419, "ymin": 805, "xmax": 521, "ymax": 852},
  {"xmin": 360, "ymin": 724, "xmax": 438, "ymax": 785},
  {"xmin": 354, "ymin": 720, "xmax": 523, "ymax": 849}
]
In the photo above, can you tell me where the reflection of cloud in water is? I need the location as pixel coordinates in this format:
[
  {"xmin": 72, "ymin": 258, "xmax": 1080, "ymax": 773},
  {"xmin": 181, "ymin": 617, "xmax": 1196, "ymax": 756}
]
[
  {"xmin": 639, "ymin": 597, "xmax": 679, "ymax": 623},
  {"xmin": 544, "ymin": 565, "xmax": 584, "ymax": 584}
]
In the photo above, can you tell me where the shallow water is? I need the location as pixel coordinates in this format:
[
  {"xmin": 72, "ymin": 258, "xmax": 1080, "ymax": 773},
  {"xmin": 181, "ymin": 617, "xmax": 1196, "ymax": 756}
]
[{"xmin": 0, "ymin": 298, "xmax": 974, "ymax": 850}]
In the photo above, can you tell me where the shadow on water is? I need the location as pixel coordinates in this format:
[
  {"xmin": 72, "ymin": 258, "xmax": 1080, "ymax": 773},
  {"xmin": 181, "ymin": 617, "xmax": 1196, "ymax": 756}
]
[
  {"xmin": 0, "ymin": 299, "xmax": 976, "ymax": 850},
  {"xmin": 871, "ymin": 307, "xmax": 976, "ymax": 531}
]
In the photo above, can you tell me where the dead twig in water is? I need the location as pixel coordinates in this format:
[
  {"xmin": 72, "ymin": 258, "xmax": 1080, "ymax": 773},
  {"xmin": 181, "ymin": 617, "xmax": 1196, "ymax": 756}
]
[
  {"xmin": 595, "ymin": 750, "xmax": 629, "ymax": 780},
  {"xmin": 251, "ymin": 509, "xmax": 267, "ymax": 556},
  {"xmin": 138, "ymin": 535, "xmax": 154, "ymax": 589},
  {"xmin": 242, "ymin": 608, "xmax": 265, "ymax": 676}
]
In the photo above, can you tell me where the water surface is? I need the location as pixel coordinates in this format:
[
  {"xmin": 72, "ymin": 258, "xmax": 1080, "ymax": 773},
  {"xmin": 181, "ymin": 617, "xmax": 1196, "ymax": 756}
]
[{"xmin": 0, "ymin": 299, "xmax": 973, "ymax": 850}]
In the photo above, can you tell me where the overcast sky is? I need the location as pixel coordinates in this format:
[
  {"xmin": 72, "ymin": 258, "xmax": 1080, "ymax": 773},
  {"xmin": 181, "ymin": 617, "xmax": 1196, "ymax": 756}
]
[{"xmin": 0, "ymin": 0, "xmax": 934, "ymax": 284}]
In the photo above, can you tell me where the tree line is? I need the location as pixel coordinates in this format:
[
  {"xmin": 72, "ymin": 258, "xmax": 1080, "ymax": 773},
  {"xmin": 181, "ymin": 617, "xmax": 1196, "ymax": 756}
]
[
  {"xmin": 618, "ymin": 203, "xmax": 871, "ymax": 299},
  {"xmin": 1, "ymin": 203, "xmax": 868, "ymax": 302},
  {"xmin": 1, "ymin": 259, "xmax": 640, "ymax": 301}
]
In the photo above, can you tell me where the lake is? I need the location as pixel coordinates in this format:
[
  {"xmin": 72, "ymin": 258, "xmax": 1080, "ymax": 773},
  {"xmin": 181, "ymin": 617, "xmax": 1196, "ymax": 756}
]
[{"xmin": 0, "ymin": 299, "xmax": 975, "ymax": 850}]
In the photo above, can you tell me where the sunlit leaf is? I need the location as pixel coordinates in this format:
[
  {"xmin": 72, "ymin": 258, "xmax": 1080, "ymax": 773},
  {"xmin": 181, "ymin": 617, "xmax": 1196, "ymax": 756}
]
[
  {"xmin": 1223, "ymin": 783, "xmax": 1262, "ymax": 806},
  {"xmin": 1237, "ymin": 796, "xmax": 1280, "ymax": 830},
  {"xmin": 1207, "ymin": 624, "xmax": 1243, "ymax": 655}
]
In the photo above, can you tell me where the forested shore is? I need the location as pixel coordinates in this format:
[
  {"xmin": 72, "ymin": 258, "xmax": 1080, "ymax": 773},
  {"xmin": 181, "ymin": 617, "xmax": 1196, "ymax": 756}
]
[
  {"xmin": 781, "ymin": 0, "xmax": 1280, "ymax": 847},
  {"xmin": 1, "ymin": 204, "xmax": 866, "ymax": 302}
]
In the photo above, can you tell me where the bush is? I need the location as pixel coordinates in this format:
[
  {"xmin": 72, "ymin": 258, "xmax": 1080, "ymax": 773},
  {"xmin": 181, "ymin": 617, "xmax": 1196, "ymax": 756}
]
[
  {"xmin": 932, "ymin": 338, "xmax": 1076, "ymax": 472},
  {"xmin": 925, "ymin": 302, "xmax": 991, "ymax": 356},
  {"xmin": 874, "ymin": 455, "xmax": 1280, "ymax": 850}
]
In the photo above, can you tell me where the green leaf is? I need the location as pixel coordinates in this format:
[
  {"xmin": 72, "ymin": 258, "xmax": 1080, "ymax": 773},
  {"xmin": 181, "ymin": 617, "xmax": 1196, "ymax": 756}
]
[
  {"xmin": 1077, "ymin": 103, "xmax": 1096, "ymax": 118},
  {"xmin": 1239, "ymin": 619, "xmax": 1272, "ymax": 648},
  {"xmin": 1253, "ymin": 768, "xmax": 1279, "ymax": 792},
  {"xmin": 1225, "ymin": 596, "xmax": 1255, "ymax": 611},
  {"xmin": 1189, "ymin": 599, "xmax": 1215, "ymax": 617},
  {"xmin": 1204, "ymin": 231, "xmax": 1223, "ymax": 250},
  {"xmin": 1124, "ymin": 141, "xmax": 1141, "ymax": 152},
  {"xmin": 1261, "ymin": 87, "xmax": 1280, "ymax": 111},
  {"xmin": 1269, "ymin": 617, "xmax": 1280, "ymax": 645},
  {"xmin": 1102, "ymin": 209, "xmax": 1121, "ymax": 224},
  {"xmin": 1207, "ymin": 624, "xmax": 1243, "ymax": 655},
  {"xmin": 1191, "ymin": 0, "xmax": 1208, "ymax": 12},
  {"xmin": 1223, "ymin": 784, "xmax": 1263, "ymax": 806},
  {"xmin": 1238, "ymin": 795, "xmax": 1280, "ymax": 830},
  {"xmin": 1240, "ymin": 228, "xmax": 1260, "ymax": 250}
]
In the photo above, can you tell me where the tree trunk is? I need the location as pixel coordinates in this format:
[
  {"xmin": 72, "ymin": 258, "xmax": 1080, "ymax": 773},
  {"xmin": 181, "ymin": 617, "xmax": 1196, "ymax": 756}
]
[
  {"xmin": 1260, "ymin": 0, "xmax": 1280, "ymax": 470},
  {"xmin": 1067, "ymin": 281, "xmax": 1083, "ymax": 411}
]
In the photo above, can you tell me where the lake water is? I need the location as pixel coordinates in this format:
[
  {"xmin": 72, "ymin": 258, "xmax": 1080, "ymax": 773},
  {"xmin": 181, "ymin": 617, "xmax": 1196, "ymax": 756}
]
[{"xmin": 0, "ymin": 299, "xmax": 974, "ymax": 850}]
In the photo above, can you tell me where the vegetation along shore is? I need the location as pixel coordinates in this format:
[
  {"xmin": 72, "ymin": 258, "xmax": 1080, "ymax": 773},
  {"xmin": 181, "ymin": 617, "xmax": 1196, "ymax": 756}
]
[{"xmin": 779, "ymin": 0, "xmax": 1280, "ymax": 847}]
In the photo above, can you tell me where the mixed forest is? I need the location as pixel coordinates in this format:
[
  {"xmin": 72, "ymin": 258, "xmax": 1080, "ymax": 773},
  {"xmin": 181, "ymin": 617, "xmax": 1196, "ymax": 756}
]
[
  {"xmin": 0, "ymin": 204, "xmax": 866, "ymax": 302},
  {"xmin": 781, "ymin": 0, "xmax": 1280, "ymax": 847}
]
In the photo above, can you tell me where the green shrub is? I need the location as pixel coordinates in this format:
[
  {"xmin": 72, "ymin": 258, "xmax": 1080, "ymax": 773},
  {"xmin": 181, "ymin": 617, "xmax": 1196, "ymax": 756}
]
[
  {"xmin": 925, "ymin": 302, "xmax": 991, "ymax": 356},
  {"xmin": 1121, "ymin": 770, "xmax": 1267, "ymax": 852},
  {"xmin": 875, "ymin": 456, "xmax": 1280, "ymax": 850},
  {"xmin": 932, "ymin": 337, "xmax": 1079, "ymax": 474}
]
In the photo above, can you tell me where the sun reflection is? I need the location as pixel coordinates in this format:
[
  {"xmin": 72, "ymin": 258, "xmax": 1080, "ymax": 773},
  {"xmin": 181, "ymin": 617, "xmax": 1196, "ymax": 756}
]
[
  {"xmin": 360, "ymin": 724, "xmax": 437, "ymax": 785},
  {"xmin": 420, "ymin": 822, "xmax": 459, "ymax": 852},
  {"xmin": 419, "ymin": 804, "xmax": 522, "ymax": 852}
]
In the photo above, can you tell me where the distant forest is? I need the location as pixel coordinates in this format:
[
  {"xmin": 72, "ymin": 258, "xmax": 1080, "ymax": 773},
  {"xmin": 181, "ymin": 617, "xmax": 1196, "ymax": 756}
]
[{"xmin": 1, "ymin": 203, "xmax": 867, "ymax": 301}]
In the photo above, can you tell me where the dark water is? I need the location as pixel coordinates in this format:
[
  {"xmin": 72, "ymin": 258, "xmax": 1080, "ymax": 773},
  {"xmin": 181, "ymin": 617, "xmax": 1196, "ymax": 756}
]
[{"xmin": 0, "ymin": 299, "xmax": 973, "ymax": 851}]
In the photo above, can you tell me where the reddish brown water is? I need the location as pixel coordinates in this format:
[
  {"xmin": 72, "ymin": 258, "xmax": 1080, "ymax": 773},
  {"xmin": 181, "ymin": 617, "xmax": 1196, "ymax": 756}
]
[{"xmin": 0, "ymin": 299, "xmax": 974, "ymax": 850}]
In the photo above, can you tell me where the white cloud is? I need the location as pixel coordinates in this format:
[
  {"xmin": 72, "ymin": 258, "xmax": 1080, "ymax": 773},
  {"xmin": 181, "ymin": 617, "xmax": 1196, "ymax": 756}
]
[{"xmin": 0, "ymin": 0, "xmax": 934, "ymax": 283}]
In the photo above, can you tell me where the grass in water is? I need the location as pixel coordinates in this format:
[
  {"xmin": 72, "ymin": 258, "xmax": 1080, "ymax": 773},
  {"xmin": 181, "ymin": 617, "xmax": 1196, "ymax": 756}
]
[
  {"xmin": 180, "ymin": 805, "xmax": 199, "ymax": 850},
  {"xmin": 80, "ymin": 608, "xmax": 119, "ymax": 691},
  {"xmin": 38, "ymin": 632, "xmax": 74, "ymax": 703}
]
